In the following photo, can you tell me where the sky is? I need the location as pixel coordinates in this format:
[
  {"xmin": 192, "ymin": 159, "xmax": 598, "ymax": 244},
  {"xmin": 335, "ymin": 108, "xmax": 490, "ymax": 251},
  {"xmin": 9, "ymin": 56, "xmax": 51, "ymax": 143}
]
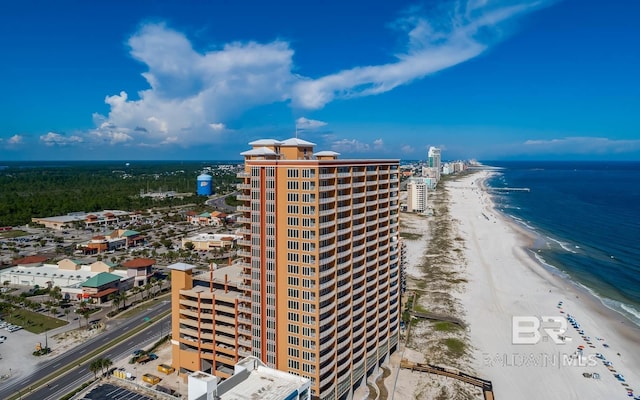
[{"xmin": 0, "ymin": 0, "xmax": 639, "ymax": 161}]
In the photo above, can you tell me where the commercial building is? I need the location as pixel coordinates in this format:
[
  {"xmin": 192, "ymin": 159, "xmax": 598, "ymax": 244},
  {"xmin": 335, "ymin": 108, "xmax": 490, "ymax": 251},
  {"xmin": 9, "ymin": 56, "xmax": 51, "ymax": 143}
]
[
  {"xmin": 170, "ymin": 138, "xmax": 402, "ymax": 400},
  {"xmin": 181, "ymin": 233, "xmax": 242, "ymax": 251},
  {"xmin": 81, "ymin": 229, "xmax": 144, "ymax": 254},
  {"xmin": 0, "ymin": 258, "xmax": 132, "ymax": 300},
  {"xmin": 186, "ymin": 211, "xmax": 227, "ymax": 227},
  {"xmin": 31, "ymin": 210, "xmax": 130, "ymax": 230},
  {"xmin": 406, "ymin": 177, "xmax": 430, "ymax": 213},
  {"xmin": 122, "ymin": 257, "xmax": 156, "ymax": 287}
]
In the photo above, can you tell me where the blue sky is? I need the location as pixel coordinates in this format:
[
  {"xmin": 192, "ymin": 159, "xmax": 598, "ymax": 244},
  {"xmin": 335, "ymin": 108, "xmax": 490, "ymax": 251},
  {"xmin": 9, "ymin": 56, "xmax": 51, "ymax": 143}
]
[{"xmin": 0, "ymin": 0, "xmax": 638, "ymax": 161}]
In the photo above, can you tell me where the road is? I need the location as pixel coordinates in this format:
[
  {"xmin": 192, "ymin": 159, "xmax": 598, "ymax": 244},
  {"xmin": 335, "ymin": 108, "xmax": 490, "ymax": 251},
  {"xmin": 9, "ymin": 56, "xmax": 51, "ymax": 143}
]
[
  {"xmin": 205, "ymin": 192, "xmax": 238, "ymax": 214},
  {"xmin": 0, "ymin": 301, "xmax": 172, "ymax": 400}
]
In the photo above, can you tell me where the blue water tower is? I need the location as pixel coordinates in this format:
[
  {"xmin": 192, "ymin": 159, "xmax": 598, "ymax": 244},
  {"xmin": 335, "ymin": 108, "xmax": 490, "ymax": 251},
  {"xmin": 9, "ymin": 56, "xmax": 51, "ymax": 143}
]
[{"xmin": 197, "ymin": 173, "xmax": 213, "ymax": 196}]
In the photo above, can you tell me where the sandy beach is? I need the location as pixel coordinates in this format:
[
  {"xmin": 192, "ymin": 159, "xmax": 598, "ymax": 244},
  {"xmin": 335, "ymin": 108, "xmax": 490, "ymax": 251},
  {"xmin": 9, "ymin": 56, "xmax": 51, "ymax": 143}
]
[
  {"xmin": 385, "ymin": 170, "xmax": 640, "ymax": 400},
  {"xmin": 453, "ymin": 171, "xmax": 640, "ymax": 399}
]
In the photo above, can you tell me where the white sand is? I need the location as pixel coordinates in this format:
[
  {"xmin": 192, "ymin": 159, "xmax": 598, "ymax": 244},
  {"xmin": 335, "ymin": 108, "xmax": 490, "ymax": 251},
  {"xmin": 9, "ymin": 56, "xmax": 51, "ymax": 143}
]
[{"xmin": 451, "ymin": 171, "xmax": 640, "ymax": 399}]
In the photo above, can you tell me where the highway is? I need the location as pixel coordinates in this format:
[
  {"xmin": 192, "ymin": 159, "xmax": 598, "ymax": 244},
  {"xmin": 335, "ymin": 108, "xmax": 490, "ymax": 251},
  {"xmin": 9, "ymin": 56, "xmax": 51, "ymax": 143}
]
[{"xmin": 0, "ymin": 300, "xmax": 172, "ymax": 400}]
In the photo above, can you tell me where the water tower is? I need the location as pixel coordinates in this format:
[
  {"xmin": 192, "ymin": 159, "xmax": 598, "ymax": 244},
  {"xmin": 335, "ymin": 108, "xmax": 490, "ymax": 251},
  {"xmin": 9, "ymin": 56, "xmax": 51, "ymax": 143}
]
[{"xmin": 197, "ymin": 173, "xmax": 213, "ymax": 196}]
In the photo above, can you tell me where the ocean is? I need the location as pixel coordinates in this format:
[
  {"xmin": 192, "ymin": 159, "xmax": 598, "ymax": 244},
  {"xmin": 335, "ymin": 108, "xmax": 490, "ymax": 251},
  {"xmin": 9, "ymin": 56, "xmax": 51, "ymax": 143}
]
[{"xmin": 485, "ymin": 161, "xmax": 640, "ymax": 327}]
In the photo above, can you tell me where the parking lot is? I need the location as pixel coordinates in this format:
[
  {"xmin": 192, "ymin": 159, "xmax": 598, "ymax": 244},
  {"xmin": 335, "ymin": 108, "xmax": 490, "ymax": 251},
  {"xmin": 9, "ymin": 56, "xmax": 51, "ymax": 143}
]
[{"xmin": 81, "ymin": 383, "xmax": 154, "ymax": 400}]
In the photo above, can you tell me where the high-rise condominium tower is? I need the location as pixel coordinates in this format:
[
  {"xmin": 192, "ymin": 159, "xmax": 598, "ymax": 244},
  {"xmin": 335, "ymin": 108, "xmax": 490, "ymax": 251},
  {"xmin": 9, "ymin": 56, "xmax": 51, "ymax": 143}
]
[
  {"xmin": 169, "ymin": 137, "xmax": 402, "ymax": 400},
  {"xmin": 427, "ymin": 146, "xmax": 441, "ymax": 183}
]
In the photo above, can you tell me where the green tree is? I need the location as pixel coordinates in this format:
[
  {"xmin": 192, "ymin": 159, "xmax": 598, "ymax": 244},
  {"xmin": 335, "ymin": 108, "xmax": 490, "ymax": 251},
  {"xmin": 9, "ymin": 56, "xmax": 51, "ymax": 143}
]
[
  {"xmin": 184, "ymin": 241, "xmax": 195, "ymax": 251},
  {"xmin": 89, "ymin": 359, "xmax": 101, "ymax": 379}
]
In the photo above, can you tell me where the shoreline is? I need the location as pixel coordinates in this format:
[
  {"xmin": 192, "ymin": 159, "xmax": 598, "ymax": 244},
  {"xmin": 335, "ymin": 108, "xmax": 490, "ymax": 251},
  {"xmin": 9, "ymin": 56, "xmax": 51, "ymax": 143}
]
[
  {"xmin": 480, "ymin": 171, "xmax": 640, "ymax": 339},
  {"xmin": 453, "ymin": 170, "xmax": 640, "ymax": 399}
]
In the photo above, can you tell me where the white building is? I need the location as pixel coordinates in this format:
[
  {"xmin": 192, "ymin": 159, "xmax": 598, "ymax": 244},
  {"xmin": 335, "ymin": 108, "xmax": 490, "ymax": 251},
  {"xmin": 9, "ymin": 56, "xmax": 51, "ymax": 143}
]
[
  {"xmin": 181, "ymin": 233, "xmax": 242, "ymax": 251},
  {"xmin": 188, "ymin": 356, "xmax": 311, "ymax": 400},
  {"xmin": 427, "ymin": 147, "xmax": 442, "ymax": 183},
  {"xmin": 406, "ymin": 177, "xmax": 430, "ymax": 213}
]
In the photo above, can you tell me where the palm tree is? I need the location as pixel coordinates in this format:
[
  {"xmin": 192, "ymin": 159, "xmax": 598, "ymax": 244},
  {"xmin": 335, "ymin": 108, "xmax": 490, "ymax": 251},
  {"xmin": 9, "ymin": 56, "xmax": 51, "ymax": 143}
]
[
  {"xmin": 64, "ymin": 308, "xmax": 70, "ymax": 321},
  {"xmin": 108, "ymin": 293, "xmax": 118, "ymax": 311},
  {"xmin": 81, "ymin": 309, "xmax": 91, "ymax": 329},
  {"xmin": 120, "ymin": 291, "xmax": 128, "ymax": 309},
  {"xmin": 89, "ymin": 359, "xmax": 101, "ymax": 379},
  {"xmin": 144, "ymin": 283, "xmax": 152, "ymax": 300},
  {"xmin": 100, "ymin": 358, "xmax": 113, "ymax": 376}
]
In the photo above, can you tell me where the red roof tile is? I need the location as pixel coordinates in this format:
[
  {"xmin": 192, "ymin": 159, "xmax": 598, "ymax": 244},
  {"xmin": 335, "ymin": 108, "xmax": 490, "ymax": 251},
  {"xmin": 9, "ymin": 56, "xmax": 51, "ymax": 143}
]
[
  {"xmin": 122, "ymin": 258, "xmax": 156, "ymax": 268},
  {"xmin": 13, "ymin": 255, "xmax": 49, "ymax": 265}
]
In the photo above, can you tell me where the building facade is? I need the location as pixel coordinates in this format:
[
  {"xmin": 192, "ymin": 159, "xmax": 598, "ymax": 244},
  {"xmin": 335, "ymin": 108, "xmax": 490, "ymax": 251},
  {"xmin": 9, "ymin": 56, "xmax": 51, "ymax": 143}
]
[
  {"xmin": 170, "ymin": 138, "xmax": 402, "ymax": 400},
  {"xmin": 406, "ymin": 177, "xmax": 430, "ymax": 213},
  {"xmin": 237, "ymin": 138, "xmax": 401, "ymax": 400},
  {"xmin": 427, "ymin": 146, "xmax": 441, "ymax": 183}
]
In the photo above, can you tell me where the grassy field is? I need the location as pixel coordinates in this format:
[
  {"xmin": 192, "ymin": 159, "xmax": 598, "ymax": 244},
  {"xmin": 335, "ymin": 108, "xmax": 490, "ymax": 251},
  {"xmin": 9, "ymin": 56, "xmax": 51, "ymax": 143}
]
[
  {"xmin": 0, "ymin": 230, "xmax": 29, "ymax": 239},
  {"xmin": 2, "ymin": 307, "xmax": 68, "ymax": 333}
]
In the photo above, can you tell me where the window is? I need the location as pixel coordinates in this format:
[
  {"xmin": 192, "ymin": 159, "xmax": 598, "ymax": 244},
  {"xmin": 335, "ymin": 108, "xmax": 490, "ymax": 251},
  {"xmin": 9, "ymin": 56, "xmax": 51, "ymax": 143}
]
[
  {"xmin": 288, "ymin": 205, "xmax": 299, "ymax": 214},
  {"xmin": 287, "ymin": 241, "xmax": 299, "ymax": 250},
  {"xmin": 288, "ymin": 324, "xmax": 299, "ymax": 334},
  {"xmin": 288, "ymin": 360, "xmax": 300, "ymax": 370},
  {"xmin": 288, "ymin": 336, "xmax": 300, "ymax": 346},
  {"xmin": 287, "ymin": 169, "xmax": 300, "ymax": 178},
  {"xmin": 288, "ymin": 312, "xmax": 300, "ymax": 322},
  {"xmin": 287, "ymin": 217, "xmax": 299, "ymax": 226},
  {"xmin": 287, "ymin": 264, "xmax": 299, "ymax": 274},
  {"xmin": 288, "ymin": 300, "xmax": 299, "ymax": 310},
  {"xmin": 288, "ymin": 348, "xmax": 300, "ymax": 358},
  {"xmin": 288, "ymin": 276, "xmax": 299, "ymax": 286},
  {"xmin": 287, "ymin": 181, "xmax": 299, "ymax": 190},
  {"xmin": 288, "ymin": 193, "xmax": 299, "ymax": 202}
]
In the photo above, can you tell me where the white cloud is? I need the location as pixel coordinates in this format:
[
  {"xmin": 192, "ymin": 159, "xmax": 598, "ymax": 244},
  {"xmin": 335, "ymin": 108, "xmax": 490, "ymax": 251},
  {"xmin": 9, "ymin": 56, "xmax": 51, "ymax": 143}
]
[
  {"xmin": 523, "ymin": 137, "xmax": 640, "ymax": 154},
  {"xmin": 401, "ymin": 145, "xmax": 415, "ymax": 153},
  {"xmin": 81, "ymin": 1, "xmax": 548, "ymax": 148},
  {"xmin": 40, "ymin": 132, "xmax": 84, "ymax": 146},
  {"xmin": 331, "ymin": 139, "xmax": 370, "ymax": 153},
  {"xmin": 373, "ymin": 138, "xmax": 385, "ymax": 150},
  {"xmin": 7, "ymin": 134, "xmax": 23, "ymax": 145},
  {"xmin": 296, "ymin": 117, "xmax": 328, "ymax": 130}
]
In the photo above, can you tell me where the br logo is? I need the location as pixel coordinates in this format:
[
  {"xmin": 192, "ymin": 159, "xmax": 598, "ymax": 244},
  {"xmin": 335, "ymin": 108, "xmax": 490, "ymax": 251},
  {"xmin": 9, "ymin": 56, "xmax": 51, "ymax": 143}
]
[{"xmin": 512, "ymin": 316, "xmax": 568, "ymax": 345}]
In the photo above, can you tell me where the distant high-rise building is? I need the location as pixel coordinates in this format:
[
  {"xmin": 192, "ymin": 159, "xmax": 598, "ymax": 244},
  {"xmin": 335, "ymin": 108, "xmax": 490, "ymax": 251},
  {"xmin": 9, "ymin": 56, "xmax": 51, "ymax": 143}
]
[
  {"xmin": 406, "ymin": 177, "xmax": 429, "ymax": 213},
  {"xmin": 427, "ymin": 146, "xmax": 441, "ymax": 183},
  {"xmin": 170, "ymin": 138, "xmax": 403, "ymax": 400}
]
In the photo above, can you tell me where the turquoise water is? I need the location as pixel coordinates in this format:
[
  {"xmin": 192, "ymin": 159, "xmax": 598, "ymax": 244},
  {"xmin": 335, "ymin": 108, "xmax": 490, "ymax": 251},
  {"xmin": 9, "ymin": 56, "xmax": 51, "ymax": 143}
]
[{"xmin": 485, "ymin": 161, "xmax": 640, "ymax": 327}]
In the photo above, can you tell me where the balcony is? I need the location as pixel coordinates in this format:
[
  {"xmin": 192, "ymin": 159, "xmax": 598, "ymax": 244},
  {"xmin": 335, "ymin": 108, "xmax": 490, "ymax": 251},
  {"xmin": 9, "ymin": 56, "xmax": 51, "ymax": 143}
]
[
  {"xmin": 236, "ymin": 249, "xmax": 251, "ymax": 258},
  {"xmin": 319, "ymin": 173, "xmax": 335, "ymax": 179},
  {"xmin": 237, "ymin": 183, "xmax": 251, "ymax": 190},
  {"xmin": 319, "ymin": 208, "xmax": 334, "ymax": 217},
  {"xmin": 236, "ymin": 171, "xmax": 250, "ymax": 178},
  {"xmin": 319, "ymin": 185, "xmax": 336, "ymax": 192},
  {"xmin": 319, "ymin": 289, "xmax": 336, "ymax": 304},
  {"xmin": 319, "ymin": 220, "xmax": 335, "ymax": 229},
  {"xmin": 319, "ymin": 254, "xmax": 336, "ymax": 267},
  {"xmin": 236, "ymin": 194, "xmax": 250, "ymax": 201},
  {"xmin": 319, "ymin": 197, "xmax": 336, "ymax": 205},
  {"xmin": 319, "ymin": 357, "xmax": 337, "ymax": 378},
  {"xmin": 236, "ymin": 216, "xmax": 251, "ymax": 224}
]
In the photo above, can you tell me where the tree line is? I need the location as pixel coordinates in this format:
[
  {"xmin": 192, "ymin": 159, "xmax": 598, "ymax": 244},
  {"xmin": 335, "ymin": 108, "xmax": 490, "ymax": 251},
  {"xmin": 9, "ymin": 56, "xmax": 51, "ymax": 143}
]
[{"xmin": 0, "ymin": 161, "xmax": 240, "ymax": 227}]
